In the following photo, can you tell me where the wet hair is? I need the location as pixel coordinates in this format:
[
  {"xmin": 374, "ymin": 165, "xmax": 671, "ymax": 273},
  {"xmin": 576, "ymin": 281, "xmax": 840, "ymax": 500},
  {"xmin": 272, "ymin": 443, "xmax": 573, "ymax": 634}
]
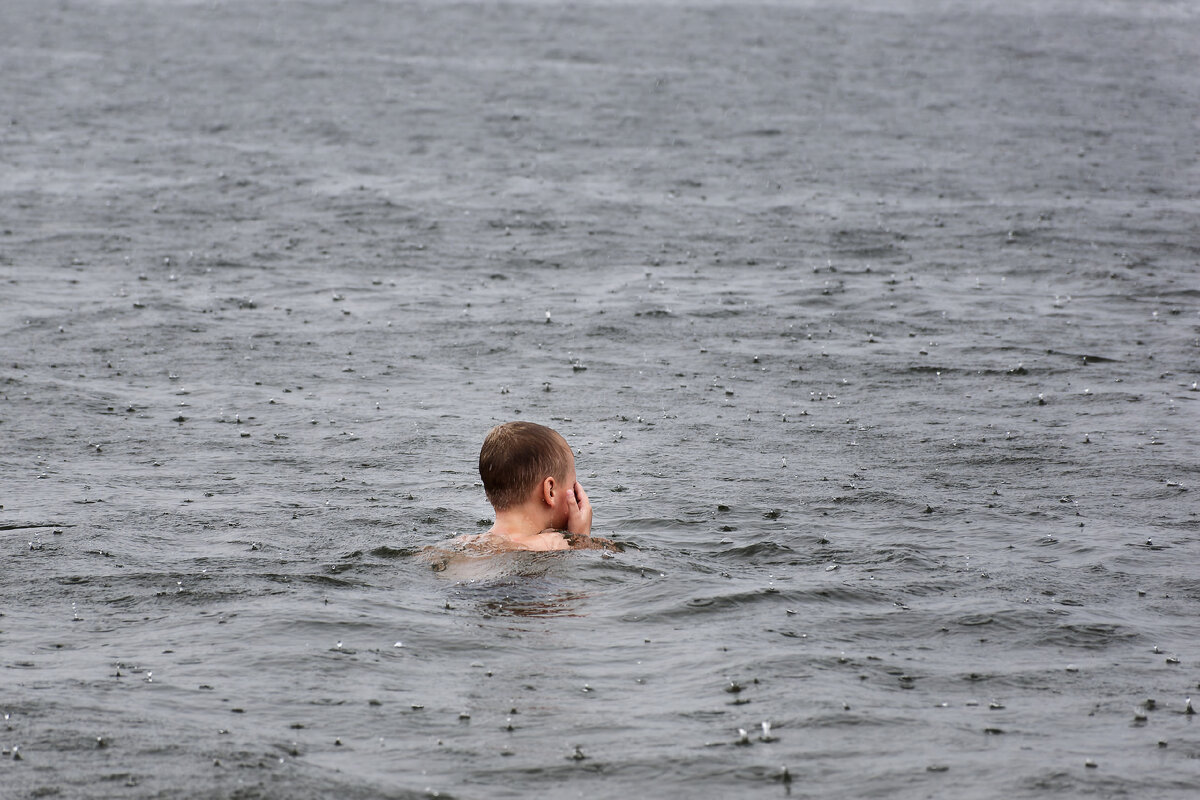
[{"xmin": 479, "ymin": 421, "xmax": 572, "ymax": 511}]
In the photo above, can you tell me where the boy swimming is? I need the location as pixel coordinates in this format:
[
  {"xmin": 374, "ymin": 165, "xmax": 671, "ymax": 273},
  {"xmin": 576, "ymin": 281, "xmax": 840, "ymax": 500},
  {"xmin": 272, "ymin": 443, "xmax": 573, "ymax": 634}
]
[{"xmin": 441, "ymin": 421, "xmax": 613, "ymax": 555}]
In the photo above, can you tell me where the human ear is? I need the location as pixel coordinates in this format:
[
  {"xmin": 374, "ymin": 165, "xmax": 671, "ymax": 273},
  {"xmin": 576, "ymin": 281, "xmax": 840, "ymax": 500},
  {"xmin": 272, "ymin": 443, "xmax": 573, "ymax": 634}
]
[{"xmin": 541, "ymin": 476, "xmax": 556, "ymax": 506}]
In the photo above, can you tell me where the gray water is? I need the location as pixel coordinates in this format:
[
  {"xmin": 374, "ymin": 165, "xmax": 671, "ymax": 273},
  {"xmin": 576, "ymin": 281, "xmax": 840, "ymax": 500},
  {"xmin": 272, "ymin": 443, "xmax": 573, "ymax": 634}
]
[{"xmin": 3, "ymin": 0, "xmax": 1198, "ymax": 797}]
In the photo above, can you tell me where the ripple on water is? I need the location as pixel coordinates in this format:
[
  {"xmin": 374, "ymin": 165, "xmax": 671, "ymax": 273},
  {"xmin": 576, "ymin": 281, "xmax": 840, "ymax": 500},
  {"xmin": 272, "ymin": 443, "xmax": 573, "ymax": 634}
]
[
  {"xmin": 867, "ymin": 544, "xmax": 943, "ymax": 570},
  {"xmin": 635, "ymin": 583, "xmax": 888, "ymax": 623},
  {"xmin": 714, "ymin": 540, "xmax": 802, "ymax": 563},
  {"xmin": 1031, "ymin": 621, "xmax": 1142, "ymax": 650}
]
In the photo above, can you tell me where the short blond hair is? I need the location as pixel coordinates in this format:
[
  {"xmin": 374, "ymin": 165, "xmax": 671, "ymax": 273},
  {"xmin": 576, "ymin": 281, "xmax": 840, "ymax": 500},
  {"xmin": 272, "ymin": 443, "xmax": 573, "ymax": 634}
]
[{"xmin": 479, "ymin": 421, "xmax": 572, "ymax": 510}]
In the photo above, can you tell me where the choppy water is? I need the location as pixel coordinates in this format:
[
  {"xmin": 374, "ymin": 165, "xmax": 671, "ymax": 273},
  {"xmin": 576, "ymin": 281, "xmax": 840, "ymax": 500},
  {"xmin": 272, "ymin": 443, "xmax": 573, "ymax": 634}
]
[{"xmin": 3, "ymin": 0, "xmax": 1198, "ymax": 797}]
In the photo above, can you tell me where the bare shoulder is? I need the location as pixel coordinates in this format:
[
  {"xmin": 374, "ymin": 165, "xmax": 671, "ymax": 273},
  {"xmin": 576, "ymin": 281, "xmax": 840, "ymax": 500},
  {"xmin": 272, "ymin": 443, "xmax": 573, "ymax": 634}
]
[{"xmin": 416, "ymin": 532, "xmax": 491, "ymax": 571}]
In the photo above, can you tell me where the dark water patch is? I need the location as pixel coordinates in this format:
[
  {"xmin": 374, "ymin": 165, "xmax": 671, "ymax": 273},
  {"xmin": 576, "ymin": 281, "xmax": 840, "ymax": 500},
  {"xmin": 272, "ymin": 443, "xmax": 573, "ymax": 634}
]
[
  {"xmin": 610, "ymin": 517, "xmax": 704, "ymax": 534},
  {"xmin": 445, "ymin": 574, "xmax": 587, "ymax": 618},
  {"xmin": 648, "ymin": 584, "xmax": 888, "ymax": 622},
  {"xmin": 881, "ymin": 578, "xmax": 971, "ymax": 598},
  {"xmin": 476, "ymin": 590, "xmax": 587, "ymax": 618},
  {"xmin": 829, "ymin": 227, "xmax": 909, "ymax": 262},
  {"xmin": 1155, "ymin": 576, "xmax": 1200, "ymax": 603},
  {"xmin": 680, "ymin": 588, "xmax": 786, "ymax": 614},
  {"xmin": 261, "ymin": 572, "xmax": 364, "ymax": 589},
  {"xmin": 1015, "ymin": 768, "xmax": 1199, "ymax": 799},
  {"xmin": 368, "ymin": 544, "xmax": 417, "ymax": 559},
  {"xmin": 951, "ymin": 608, "xmax": 1046, "ymax": 633},
  {"xmin": 325, "ymin": 560, "xmax": 358, "ymax": 575},
  {"xmin": 572, "ymin": 555, "xmax": 653, "ymax": 583},
  {"xmin": 782, "ymin": 582, "xmax": 897, "ymax": 606},
  {"xmin": 865, "ymin": 545, "xmax": 942, "ymax": 570},
  {"xmin": 1033, "ymin": 622, "xmax": 1141, "ymax": 650},
  {"xmin": 821, "ymin": 489, "xmax": 921, "ymax": 514},
  {"xmin": 906, "ymin": 364, "xmax": 963, "ymax": 374},
  {"xmin": 780, "ymin": 710, "xmax": 915, "ymax": 732},
  {"xmin": 585, "ymin": 323, "xmax": 632, "ymax": 340},
  {"xmin": 101, "ymin": 594, "xmax": 141, "ymax": 607},
  {"xmin": 1044, "ymin": 348, "xmax": 1123, "ymax": 364},
  {"xmin": 713, "ymin": 540, "xmax": 799, "ymax": 564},
  {"xmin": 689, "ymin": 305, "xmax": 760, "ymax": 321}
]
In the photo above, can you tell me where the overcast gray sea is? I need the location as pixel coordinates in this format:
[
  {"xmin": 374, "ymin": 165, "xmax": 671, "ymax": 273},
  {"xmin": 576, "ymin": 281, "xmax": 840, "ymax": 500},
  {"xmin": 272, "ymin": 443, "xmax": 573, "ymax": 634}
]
[{"xmin": 3, "ymin": 0, "xmax": 1198, "ymax": 797}]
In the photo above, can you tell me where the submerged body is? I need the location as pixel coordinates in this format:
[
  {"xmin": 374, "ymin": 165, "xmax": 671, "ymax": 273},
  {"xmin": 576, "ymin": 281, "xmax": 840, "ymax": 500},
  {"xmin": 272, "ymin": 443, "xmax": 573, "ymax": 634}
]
[
  {"xmin": 453, "ymin": 528, "xmax": 615, "ymax": 553},
  {"xmin": 421, "ymin": 527, "xmax": 620, "ymax": 574}
]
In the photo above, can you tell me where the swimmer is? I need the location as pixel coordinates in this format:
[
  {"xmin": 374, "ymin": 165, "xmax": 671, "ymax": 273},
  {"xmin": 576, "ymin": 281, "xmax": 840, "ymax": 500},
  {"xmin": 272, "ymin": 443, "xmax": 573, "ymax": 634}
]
[{"xmin": 433, "ymin": 422, "xmax": 616, "ymax": 561}]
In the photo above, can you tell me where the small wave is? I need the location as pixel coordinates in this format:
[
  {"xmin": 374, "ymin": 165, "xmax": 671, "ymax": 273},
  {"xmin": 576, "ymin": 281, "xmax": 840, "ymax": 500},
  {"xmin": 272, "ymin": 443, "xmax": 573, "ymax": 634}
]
[
  {"xmin": 684, "ymin": 589, "xmax": 779, "ymax": 612},
  {"xmin": 477, "ymin": 590, "xmax": 588, "ymax": 618},
  {"xmin": 1034, "ymin": 622, "xmax": 1141, "ymax": 650},
  {"xmin": 871, "ymin": 547, "xmax": 941, "ymax": 569},
  {"xmin": 271, "ymin": 572, "xmax": 363, "ymax": 589},
  {"xmin": 368, "ymin": 545, "xmax": 417, "ymax": 559},
  {"xmin": 950, "ymin": 608, "xmax": 1042, "ymax": 632},
  {"xmin": 639, "ymin": 584, "xmax": 886, "ymax": 623},
  {"xmin": 715, "ymin": 541, "xmax": 799, "ymax": 562}
]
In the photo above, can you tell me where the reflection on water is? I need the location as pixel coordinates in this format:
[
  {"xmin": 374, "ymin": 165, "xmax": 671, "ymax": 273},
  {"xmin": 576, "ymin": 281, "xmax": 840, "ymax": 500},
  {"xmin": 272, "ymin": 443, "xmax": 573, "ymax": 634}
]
[
  {"xmin": 469, "ymin": 582, "xmax": 589, "ymax": 618},
  {"xmin": 435, "ymin": 550, "xmax": 589, "ymax": 617}
]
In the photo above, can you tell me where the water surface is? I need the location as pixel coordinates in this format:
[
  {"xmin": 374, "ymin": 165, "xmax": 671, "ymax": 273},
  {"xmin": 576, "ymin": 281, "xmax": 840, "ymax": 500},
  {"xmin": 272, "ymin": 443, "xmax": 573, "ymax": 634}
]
[{"xmin": 2, "ymin": 0, "xmax": 1198, "ymax": 797}]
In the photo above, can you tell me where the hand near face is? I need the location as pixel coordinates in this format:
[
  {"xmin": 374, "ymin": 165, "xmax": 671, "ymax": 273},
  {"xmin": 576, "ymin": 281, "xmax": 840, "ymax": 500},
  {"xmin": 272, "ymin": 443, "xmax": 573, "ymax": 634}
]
[{"xmin": 566, "ymin": 481, "xmax": 592, "ymax": 537}]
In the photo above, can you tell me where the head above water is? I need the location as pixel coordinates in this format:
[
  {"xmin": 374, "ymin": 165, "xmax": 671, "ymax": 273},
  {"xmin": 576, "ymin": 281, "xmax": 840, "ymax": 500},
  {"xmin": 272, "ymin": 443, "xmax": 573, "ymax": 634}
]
[{"xmin": 479, "ymin": 421, "xmax": 574, "ymax": 511}]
